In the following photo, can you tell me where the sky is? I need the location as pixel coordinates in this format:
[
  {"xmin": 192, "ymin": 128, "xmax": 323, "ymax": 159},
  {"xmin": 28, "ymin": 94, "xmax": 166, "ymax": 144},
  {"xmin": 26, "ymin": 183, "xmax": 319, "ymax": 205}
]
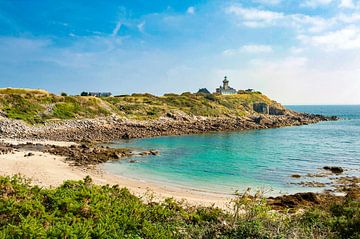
[{"xmin": 0, "ymin": 0, "xmax": 360, "ymax": 104}]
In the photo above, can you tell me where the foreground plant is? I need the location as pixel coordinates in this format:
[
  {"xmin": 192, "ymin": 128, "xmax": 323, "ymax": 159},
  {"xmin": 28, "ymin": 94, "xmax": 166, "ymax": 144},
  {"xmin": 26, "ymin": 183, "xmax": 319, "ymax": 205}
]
[{"xmin": 0, "ymin": 176, "xmax": 359, "ymax": 238}]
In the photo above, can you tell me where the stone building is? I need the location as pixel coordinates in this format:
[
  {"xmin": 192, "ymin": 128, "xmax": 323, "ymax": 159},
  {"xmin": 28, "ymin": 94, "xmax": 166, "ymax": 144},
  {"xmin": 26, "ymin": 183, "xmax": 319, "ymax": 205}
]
[
  {"xmin": 215, "ymin": 76, "xmax": 237, "ymax": 95},
  {"xmin": 81, "ymin": 92, "xmax": 112, "ymax": 97},
  {"xmin": 197, "ymin": 88, "xmax": 211, "ymax": 94}
]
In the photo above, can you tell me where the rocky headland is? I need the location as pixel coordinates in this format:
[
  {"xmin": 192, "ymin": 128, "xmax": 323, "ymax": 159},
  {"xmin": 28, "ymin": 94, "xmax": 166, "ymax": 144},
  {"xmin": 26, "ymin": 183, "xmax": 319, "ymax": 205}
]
[
  {"xmin": 0, "ymin": 88, "xmax": 338, "ymax": 142},
  {"xmin": 0, "ymin": 111, "xmax": 336, "ymax": 142}
]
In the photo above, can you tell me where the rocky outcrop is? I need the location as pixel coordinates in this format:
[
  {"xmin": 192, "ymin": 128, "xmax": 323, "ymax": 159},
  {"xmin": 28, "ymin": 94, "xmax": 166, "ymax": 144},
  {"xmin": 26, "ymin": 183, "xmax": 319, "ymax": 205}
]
[
  {"xmin": 268, "ymin": 192, "xmax": 321, "ymax": 208},
  {"xmin": 269, "ymin": 106, "xmax": 286, "ymax": 115},
  {"xmin": 0, "ymin": 111, "xmax": 337, "ymax": 143},
  {"xmin": 253, "ymin": 103, "xmax": 286, "ymax": 115},
  {"xmin": 0, "ymin": 142, "xmax": 153, "ymax": 166},
  {"xmin": 253, "ymin": 103, "xmax": 269, "ymax": 114}
]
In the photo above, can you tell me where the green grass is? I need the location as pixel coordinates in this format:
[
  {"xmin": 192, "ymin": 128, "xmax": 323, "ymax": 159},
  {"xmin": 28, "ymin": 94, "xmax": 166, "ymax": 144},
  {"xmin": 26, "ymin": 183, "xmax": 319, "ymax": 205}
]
[
  {"xmin": 0, "ymin": 176, "xmax": 359, "ymax": 238},
  {"xmin": 104, "ymin": 92, "xmax": 281, "ymax": 120},
  {"xmin": 0, "ymin": 88, "xmax": 285, "ymax": 123},
  {"xmin": 0, "ymin": 88, "xmax": 49, "ymax": 95},
  {"xmin": 0, "ymin": 90, "xmax": 111, "ymax": 123}
]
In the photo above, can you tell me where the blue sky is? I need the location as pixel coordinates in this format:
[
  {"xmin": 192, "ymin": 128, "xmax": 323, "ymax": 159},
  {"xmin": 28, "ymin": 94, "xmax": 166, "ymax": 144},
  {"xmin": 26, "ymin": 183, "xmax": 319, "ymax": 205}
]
[{"xmin": 0, "ymin": 0, "xmax": 360, "ymax": 104}]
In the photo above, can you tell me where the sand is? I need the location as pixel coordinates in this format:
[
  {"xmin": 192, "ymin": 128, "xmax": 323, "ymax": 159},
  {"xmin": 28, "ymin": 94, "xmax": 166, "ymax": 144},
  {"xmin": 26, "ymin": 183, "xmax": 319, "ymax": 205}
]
[{"xmin": 0, "ymin": 139, "xmax": 232, "ymax": 209}]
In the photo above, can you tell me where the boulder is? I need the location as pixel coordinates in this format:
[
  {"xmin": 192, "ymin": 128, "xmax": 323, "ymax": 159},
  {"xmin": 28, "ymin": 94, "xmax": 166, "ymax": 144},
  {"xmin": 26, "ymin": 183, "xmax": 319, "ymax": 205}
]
[
  {"xmin": 253, "ymin": 103, "xmax": 269, "ymax": 114},
  {"xmin": 269, "ymin": 106, "xmax": 285, "ymax": 115},
  {"xmin": 323, "ymin": 166, "xmax": 344, "ymax": 174}
]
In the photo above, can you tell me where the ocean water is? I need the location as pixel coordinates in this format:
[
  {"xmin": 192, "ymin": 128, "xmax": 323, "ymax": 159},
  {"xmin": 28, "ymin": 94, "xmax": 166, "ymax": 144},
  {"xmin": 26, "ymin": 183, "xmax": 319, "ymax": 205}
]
[{"xmin": 104, "ymin": 105, "xmax": 360, "ymax": 195}]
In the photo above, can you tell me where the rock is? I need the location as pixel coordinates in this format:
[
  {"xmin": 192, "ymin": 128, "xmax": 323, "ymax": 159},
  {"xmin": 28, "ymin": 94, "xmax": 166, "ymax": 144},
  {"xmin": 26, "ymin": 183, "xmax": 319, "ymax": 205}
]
[
  {"xmin": 269, "ymin": 106, "xmax": 285, "ymax": 115},
  {"xmin": 24, "ymin": 152, "xmax": 35, "ymax": 157},
  {"xmin": 149, "ymin": 150, "xmax": 160, "ymax": 156},
  {"xmin": 345, "ymin": 187, "xmax": 360, "ymax": 201},
  {"xmin": 139, "ymin": 151, "xmax": 150, "ymax": 156},
  {"xmin": 323, "ymin": 166, "xmax": 344, "ymax": 174},
  {"xmin": 253, "ymin": 103, "xmax": 269, "ymax": 114},
  {"xmin": 0, "ymin": 110, "xmax": 337, "ymax": 142},
  {"xmin": 110, "ymin": 152, "xmax": 120, "ymax": 159},
  {"xmin": 129, "ymin": 159, "xmax": 137, "ymax": 163},
  {"xmin": 292, "ymin": 181, "xmax": 327, "ymax": 187},
  {"xmin": 268, "ymin": 192, "xmax": 320, "ymax": 208},
  {"xmin": 291, "ymin": 174, "xmax": 301, "ymax": 178},
  {"xmin": 306, "ymin": 173, "xmax": 328, "ymax": 178},
  {"xmin": 122, "ymin": 133, "xmax": 130, "ymax": 139},
  {"xmin": 0, "ymin": 143, "xmax": 13, "ymax": 155}
]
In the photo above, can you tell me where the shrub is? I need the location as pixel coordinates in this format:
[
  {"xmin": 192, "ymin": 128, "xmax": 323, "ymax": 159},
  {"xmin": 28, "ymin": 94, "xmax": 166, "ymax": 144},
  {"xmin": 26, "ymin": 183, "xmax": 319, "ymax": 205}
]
[{"xmin": 1, "ymin": 176, "xmax": 359, "ymax": 238}]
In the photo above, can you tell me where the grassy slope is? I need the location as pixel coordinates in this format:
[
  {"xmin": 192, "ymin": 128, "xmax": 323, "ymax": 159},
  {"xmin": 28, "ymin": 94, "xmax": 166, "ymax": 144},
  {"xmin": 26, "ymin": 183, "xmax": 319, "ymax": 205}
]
[
  {"xmin": 0, "ymin": 88, "xmax": 284, "ymax": 124},
  {"xmin": 1, "ymin": 176, "xmax": 359, "ymax": 238}
]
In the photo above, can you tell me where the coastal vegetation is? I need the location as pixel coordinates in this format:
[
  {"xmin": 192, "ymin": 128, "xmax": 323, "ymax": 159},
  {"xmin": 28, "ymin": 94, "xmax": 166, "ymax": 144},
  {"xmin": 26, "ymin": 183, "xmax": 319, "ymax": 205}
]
[
  {"xmin": 0, "ymin": 88, "xmax": 283, "ymax": 123},
  {"xmin": 1, "ymin": 175, "xmax": 359, "ymax": 238}
]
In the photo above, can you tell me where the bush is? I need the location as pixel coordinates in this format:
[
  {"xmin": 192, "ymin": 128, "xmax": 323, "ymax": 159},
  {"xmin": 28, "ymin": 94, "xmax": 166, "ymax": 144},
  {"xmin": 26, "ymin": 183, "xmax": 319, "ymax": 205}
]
[{"xmin": 1, "ymin": 176, "xmax": 359, "ymax": 238}]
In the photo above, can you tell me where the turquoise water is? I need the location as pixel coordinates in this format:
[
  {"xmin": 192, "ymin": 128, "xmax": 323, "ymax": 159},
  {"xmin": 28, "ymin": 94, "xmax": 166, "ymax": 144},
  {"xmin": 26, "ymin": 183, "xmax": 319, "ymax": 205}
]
[{"xmin": 104, "ymin": 105, "xmax": 360, "ymax": 195}]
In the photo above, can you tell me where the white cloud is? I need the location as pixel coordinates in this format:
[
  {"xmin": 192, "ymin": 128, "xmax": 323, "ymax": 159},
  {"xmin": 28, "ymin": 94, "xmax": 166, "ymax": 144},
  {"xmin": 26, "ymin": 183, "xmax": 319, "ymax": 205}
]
[
  {"xmin": 339, "ymin": 0, "xmax": 355, "ymax": 8},
  {"xmin": 336, "ymin": 13, "xmax": 360, "ymax": 23},
  {"xmin": 223, "ymin": 44, "xmax": 273, "ymax": 56},
  {"xmin": 291, "ymin": 14, "xmax": 335, "ymax": 32},
  {"xmin": 226, "ymin": 3, "xmax": 360, "ymax": 36},
  {"xmin": 187, "ymin": 6, "xmax": 195, "ymax": 15},
  {"xmin": 290, "ymin": 47, "xmax": 305, "ymax": 54},
  {"xmin": 252, "ymin": 0, "xmax": 282, "ymax": 5},
  {"xmin": 299, "ymin": 26, "xmax": 360, "ymax": 50},
  {"xmin": 112, "ymin": 20, "xmax": 122, "ymax": 36},
  {"xmin": 225, "ymin": 5, "xmax": 335, "ymax": 31},
  {"xmin": 225, "ymin": 5, "xmax": 284, "ymax": 27},
  {"xmin": 301, "ymin": 0, "xmax": 333, "ymax": 8},
  {"xmin": 250, "ymin": 57, "xmax": 308, "ymax": 69}
]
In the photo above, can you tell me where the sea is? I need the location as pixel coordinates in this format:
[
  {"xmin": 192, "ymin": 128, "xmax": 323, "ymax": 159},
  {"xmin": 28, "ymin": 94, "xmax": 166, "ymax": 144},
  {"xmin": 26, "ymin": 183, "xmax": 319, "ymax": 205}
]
[{"xmin": 103, "ymin": 105, "xmax": 360, "ymax": 196}]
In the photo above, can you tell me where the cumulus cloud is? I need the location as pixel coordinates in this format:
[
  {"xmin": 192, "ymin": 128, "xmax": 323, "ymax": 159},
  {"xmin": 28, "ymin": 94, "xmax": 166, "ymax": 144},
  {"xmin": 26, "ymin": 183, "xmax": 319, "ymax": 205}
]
[
  {"xmin": 339, "ymin": 0, "xmax": 355, "ymax": 8},
  {"xmin": 223, "ymin": 44, "xmax": 273, "ymax": 56},
  {"xmin": 298, "ymin": 26, "xmax": 360, "ymax": 50},
  {"xmin": 225, "ymin": 5, "xmax": 284, "ymax": 27},
  {"xmin": 225, "ymin": 5, "xmax": 334, "ymax": 31},
  {"xmin": 225, "ymin": 3, "xmax": 360, "ymax": 38}
]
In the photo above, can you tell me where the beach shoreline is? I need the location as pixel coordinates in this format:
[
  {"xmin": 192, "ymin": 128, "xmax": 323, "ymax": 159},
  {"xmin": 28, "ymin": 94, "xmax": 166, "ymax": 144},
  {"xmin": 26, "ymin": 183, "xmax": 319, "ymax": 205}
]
[
  {"xmin": 1, "ymin": 137, "xmax": 359, "ymax": 211},
  {"xmin": 0, "ymin": 138, "xmax": 232, "ymax": 209}
]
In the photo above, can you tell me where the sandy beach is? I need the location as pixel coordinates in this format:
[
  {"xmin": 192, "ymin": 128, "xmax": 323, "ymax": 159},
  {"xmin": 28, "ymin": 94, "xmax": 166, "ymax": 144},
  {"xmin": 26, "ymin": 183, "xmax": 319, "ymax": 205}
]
[{"xmin": 0, "ymin": 138, "xmax": 232, "ymax": 209}]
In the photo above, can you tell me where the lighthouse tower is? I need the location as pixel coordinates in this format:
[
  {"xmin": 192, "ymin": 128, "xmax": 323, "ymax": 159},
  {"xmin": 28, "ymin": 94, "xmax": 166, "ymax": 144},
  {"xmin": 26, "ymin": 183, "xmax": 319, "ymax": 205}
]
[
  {"xmin": 223, "ymin": 76, "xmax": 229, "ymax": 90},
  {"xmin": 215, "ymin": 76, "xmax": 237, "ymax": 95}
]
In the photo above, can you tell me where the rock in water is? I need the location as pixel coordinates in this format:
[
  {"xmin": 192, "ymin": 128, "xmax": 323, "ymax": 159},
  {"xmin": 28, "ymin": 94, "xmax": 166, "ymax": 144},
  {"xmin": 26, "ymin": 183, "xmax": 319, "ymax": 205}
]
[{"xmin": 323, "ymin": 166, "xmax": 344, "ymax": 174}]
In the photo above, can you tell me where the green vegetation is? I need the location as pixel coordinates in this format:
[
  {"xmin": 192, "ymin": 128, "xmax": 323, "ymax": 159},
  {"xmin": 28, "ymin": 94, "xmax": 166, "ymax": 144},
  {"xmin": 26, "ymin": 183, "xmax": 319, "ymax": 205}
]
[
  {"xmin": 102, "ymin": 91, "xmax": 281, "ymax": 120},
  {"xmin": 0, "ymin": 88, "xmax": 111, "ymax": 124},
  {"xmin": 0, "ymin": 88, "xmax": 284, "ymax": 123},
  {"xmin": 1, "ymin": 176, "xmax": 359, "ymax": 238}
]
